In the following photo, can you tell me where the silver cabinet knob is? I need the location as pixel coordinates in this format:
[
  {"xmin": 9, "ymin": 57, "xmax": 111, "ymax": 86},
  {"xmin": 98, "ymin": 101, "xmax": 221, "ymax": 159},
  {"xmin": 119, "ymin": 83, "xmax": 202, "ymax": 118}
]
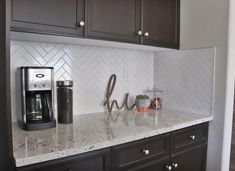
[
  {"xmin": 189, "ymin": 135, "xmax": 196, "ymax": 140},
  {"xmin": 172, "ymin": 163, "xmax": 179, "ymax": 168},
  {"xmin": 78, "ymin": 21, "xmax": 85, "ymax": 27},
  {"xmin": 166, "ymin": 165, "xmax": 172, "ymax": 171},
  {"xmin": 137, "ymin": 30, "xmax": 143, "ymax": 36},
  {"xmin": 144, "ymin": 32, "xmax": 149, "ymax": 37},
  {"xmin": 142, "ymin": 149, "xmax": 150, "ymax": 155}
]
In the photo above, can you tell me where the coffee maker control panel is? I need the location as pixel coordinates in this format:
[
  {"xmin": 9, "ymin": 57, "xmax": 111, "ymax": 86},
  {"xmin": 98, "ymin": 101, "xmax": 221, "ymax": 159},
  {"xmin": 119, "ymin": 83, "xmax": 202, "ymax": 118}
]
[
  {"xmin": 34, "ymin": 82, "xmax": 49, "ymax": 89},
  {"xmin": 25, "ymin": 68, "xmax": 53, "ymax": 91}
]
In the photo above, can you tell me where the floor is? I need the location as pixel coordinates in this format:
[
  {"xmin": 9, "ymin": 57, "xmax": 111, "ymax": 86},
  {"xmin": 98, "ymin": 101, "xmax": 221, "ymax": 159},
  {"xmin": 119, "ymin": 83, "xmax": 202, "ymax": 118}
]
[{"xmin": 230, "ymin": 94, "xmax": 235, "ymax": 171}]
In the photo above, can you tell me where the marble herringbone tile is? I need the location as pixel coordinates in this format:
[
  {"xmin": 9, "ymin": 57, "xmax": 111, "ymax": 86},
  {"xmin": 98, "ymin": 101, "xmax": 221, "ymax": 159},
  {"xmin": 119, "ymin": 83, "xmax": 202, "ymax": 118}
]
[
  {"xmin": 154, "ymin": 48, "xmax": 214, "ymax": 115},
  {"xmin": 10, "ymin": 40, "xmax": 214, "ymax": 122},
  {"xmin": 10, "ymin": 41, "xmax": 154, "ymax": 122}
]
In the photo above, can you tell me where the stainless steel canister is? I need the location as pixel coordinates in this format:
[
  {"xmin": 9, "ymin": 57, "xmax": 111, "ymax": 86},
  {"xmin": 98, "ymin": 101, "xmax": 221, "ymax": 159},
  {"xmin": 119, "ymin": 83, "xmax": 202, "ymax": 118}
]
[{"xmin": 56, "ymin": 80, "xmax": 73, "ymax": 124}]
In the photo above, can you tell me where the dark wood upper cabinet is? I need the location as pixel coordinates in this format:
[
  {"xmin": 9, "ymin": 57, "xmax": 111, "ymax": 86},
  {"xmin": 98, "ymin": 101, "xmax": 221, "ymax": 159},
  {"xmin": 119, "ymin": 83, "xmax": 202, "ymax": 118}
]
[
  {"xmin": 86, "ymin": 0, "xmax": 141, "ymax": 43},
  {"xmin": 142, "ymin": 0, "xmax": 180, "ymax": 48},
  {"xmin": 11, "ymin": 0, "xmax": 180, "ymax": 48},
  {"xmin": 11, "ymin": 0, "xmax": 85, "ymax": 37}
]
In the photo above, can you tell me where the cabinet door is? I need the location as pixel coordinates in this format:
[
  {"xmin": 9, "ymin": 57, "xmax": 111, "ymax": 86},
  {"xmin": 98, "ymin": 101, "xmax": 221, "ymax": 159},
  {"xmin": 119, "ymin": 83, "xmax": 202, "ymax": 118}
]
[
  {"xmin": 142, "ymin": 0, "xmax": 180, "ymax": 48},
  {"xmin": 126, "ymin": 158, "xmax": 170, "ymax": 171},
  {"xmin": 86, "ymin": 0, "xmax": 141, "ymax": 43},
  {"xmin": 171, "ymin": 144, "xmax": 207, "ymax": 171},
  {"xmin": 11, "ymin": 0, "xmax": 85, "ymax": 37},
  {"xmin": 112, "ymin": 134, "xmax": 170, "ymax": 171},
  {"xmin": 171, "ymin": 123, "xmax": 208, "ymax": 154},
  {"xmin": 17, "ymin": 148, "xmax": 111, "ymax": 171}
]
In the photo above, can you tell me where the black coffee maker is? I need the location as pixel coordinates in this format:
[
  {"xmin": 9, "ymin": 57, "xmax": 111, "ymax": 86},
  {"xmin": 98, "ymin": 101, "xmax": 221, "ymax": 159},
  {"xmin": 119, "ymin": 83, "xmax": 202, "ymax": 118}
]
[{"xmin": 19, "ymin": 67, "xmax": 56, "ymax": 130}]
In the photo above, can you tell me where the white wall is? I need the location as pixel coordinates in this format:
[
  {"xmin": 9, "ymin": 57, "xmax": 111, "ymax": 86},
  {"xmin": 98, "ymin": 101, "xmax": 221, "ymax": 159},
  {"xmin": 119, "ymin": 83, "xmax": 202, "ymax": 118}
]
[
  {"xmin": 181, "ymin": 0, "xmax": 231, "ymax": 170},
  {"xmin": 221, "ymin": 0, "xmax": 235, "ymax": 170},
  {"xmin": 179, "ymin": 3, "xmax": 231, "ymax": 168},
  {"xmin": 180, "ymin": 0, "xmax": 215, "ymax": 49},
  {"xmin": 179, "ymin": 3, "xmax": 231, "ymax": 171},
  {"xmin": 206, "ymin": 0, "xmax": 230, "ymax": 171}
]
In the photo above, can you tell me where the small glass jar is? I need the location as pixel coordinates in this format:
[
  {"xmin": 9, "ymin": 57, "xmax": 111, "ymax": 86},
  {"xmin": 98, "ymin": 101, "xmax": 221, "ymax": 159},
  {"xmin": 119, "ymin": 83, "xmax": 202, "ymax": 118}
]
[
  {"xmin": 146, "ymin": 87, "xmax": 163, "ymax": 110},
  {"xmin": 56, "ymin": 80, "xmax": 73, "ymax": 124}
]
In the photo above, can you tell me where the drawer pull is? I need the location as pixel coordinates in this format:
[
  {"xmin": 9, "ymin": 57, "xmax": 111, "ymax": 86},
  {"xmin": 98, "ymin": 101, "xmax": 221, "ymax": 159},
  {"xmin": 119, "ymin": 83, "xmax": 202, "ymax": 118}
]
[
  {"xmin": 166, "ymin": 165, "xmax": 172, "ymax": 171},
  {"xmin": 144, "ymin": 32, "xmax": 149, "ymax": 37},
  {"xmin": 172, "ymin": 163, "xmax": 179, "ymax": 168},
  {"xmin": 189, "ymin": 135, "xmax": 196, "ymax": 140},
  {"xmin": 137, "ymin": 30, "xmax": 143, "ymax": 36},
  {"xmin": 142, "ymin": 149, "xmax": 150, "ymax": 155},
  {"xmin": 78, "ymin": 21, "xmax": 85, "ymax": 27}
]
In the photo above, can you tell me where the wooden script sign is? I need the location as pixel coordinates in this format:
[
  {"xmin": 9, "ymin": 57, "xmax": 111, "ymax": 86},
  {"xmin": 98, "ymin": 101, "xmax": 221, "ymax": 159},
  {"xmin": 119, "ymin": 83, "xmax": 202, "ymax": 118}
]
[{"xmin": 103, "ymin": 74, "xmax": 135, "ymax": 113}]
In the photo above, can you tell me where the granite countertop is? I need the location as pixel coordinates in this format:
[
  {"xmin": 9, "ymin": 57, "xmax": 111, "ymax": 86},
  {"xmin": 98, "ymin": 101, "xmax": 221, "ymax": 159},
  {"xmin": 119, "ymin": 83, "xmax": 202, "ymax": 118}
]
[{"xmin": 13, "ymin": 109, "xmax": 213, "ymax": 167}]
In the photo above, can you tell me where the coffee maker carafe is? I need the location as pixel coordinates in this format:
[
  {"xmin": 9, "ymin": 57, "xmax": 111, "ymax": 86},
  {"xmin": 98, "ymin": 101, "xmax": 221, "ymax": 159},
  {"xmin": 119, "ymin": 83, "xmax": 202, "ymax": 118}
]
[{"xmin": 19, "ymin": 67, "xmax": 56, "ymax": 130}]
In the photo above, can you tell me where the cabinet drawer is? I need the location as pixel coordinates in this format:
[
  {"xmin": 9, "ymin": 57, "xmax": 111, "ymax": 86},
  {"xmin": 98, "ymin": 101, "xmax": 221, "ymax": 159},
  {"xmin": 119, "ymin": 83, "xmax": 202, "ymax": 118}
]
[
  {"xmin": 112, "ymin": 134, "xmax": 170, "ymax": 170},
  {"xmin": 171, "ymin": 123, "xmax": 208, "ymax": 153},
  {"xmin": 42, "ymin": 157, "xmax": 104, "ymax": 171},
  {"xmin": 126, "ymin": 157, "xmax": 169, "ymax": 171},
  {"xmin": 17, "ymin": 148, "xmax": 111, "ymax": 171}
]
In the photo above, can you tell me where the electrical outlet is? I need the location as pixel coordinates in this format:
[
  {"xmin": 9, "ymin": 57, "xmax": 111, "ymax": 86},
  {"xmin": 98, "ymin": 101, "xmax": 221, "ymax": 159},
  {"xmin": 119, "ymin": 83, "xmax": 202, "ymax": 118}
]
[{"xmin": 123, "ymin": 66, "xmax": 129, "ymax": 81}]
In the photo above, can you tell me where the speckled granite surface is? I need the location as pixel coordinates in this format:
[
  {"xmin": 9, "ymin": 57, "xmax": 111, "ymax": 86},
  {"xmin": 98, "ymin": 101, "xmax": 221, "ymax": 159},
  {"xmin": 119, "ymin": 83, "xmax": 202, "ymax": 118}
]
[{"xmin": 13, "ymin": 109, "xmax": 212, "ymax": 167}]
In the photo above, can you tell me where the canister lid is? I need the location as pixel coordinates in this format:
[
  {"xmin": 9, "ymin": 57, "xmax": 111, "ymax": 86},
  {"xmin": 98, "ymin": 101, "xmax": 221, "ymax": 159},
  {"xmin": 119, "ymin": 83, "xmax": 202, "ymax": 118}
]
[{"xmin": 56, "ymin": 80, "xmax": 73, "ymax": 87}]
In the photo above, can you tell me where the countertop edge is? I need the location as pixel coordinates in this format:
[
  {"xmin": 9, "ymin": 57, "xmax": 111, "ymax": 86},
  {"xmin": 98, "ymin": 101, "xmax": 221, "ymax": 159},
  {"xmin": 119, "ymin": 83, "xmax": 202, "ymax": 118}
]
[{"xmin": 15, "ymin": 115, "xmax": 213, "ymax": 167}]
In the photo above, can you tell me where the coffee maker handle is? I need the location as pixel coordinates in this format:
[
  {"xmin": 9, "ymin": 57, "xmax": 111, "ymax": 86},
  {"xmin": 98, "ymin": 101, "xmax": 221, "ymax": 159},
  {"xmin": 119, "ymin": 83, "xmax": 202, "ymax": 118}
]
[{"xmin": 44, "ymin": 94, "xmax": 53, "ymax": 118}]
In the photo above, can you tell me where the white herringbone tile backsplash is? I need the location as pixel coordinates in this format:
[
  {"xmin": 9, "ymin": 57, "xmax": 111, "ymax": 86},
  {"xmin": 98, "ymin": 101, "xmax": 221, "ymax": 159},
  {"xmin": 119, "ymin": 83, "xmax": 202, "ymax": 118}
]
[
  {"xmin": 154, "ymin": 48, "xmax": 214, "ymax": 115},
  {"xmin": 11, "ymin": 41, "xmax": 154, "ymax": 122},
  {"xmin": 10, "ymin": 40, "xmax": 214, "ymax": 122}
]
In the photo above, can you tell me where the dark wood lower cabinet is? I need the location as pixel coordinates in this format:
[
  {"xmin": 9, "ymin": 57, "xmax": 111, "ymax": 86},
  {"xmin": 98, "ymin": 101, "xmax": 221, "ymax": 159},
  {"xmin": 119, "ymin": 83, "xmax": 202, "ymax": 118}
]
[
  {"xmin": 112, "ymin": 134, "xmax": 170, "ymax": 171},
  {"xmin": 17, "ymin": 123, "xmax": 208, "ymax": 171},
  {"xmin": 171, "ymin": 144, "xmax": 207, "ymax": 171},
  {"xmin": 17, "ymin": 148, "xmax": 111, "ymax": 171},
  {"xmin": 126, "ymin": 158, "xmax": 169, "ymax": 171},
  {"xmin": 171, "ymin": 122, "xmax": 208, "ymax": 153}
]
